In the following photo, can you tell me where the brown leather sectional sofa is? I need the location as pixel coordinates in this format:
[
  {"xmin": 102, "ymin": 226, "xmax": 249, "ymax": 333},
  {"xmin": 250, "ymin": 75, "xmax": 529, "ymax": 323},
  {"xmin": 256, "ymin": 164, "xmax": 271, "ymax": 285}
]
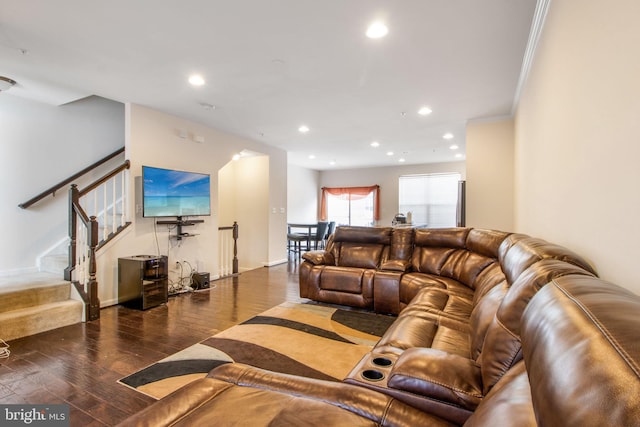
[{"xmin": 119, "ymin": 226, "xmax": 640, "ymax": 426}]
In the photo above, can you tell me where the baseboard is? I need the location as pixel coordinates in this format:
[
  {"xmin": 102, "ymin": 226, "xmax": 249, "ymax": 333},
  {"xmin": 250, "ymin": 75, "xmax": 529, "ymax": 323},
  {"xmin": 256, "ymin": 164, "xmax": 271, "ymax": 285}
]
[
  {"xmin": 263, "ymin": 258, "xmax": 288, "ymax": 267},
  {"xmin": 101, "ymin": 297, "xmax": 119, "ymax": 308}
]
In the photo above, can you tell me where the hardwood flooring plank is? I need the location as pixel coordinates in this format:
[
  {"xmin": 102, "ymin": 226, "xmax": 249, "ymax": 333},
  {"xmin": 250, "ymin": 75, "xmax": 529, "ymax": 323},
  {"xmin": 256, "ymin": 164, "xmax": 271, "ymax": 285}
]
[{"xmin": 0, "ymin": 262, "xmax": 304, "ymax": 426}]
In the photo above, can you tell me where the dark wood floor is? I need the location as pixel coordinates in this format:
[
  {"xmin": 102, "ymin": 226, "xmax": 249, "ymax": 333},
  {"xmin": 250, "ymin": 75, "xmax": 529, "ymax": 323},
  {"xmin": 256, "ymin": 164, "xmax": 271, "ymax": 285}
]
[{"xmin": 0, "ymin": 260, "xmax": 304, "ymax": 426}]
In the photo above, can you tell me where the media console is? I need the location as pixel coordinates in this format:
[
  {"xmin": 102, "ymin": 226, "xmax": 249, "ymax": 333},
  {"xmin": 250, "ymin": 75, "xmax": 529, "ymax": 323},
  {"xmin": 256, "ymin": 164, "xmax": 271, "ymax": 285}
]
[
  {"xmin": 157, "ymin": 217, "xmax": 204, "ymax": 240},
  {"xmin": 118, "ymin": 255, "xmax": 168, "ymax": 310}
]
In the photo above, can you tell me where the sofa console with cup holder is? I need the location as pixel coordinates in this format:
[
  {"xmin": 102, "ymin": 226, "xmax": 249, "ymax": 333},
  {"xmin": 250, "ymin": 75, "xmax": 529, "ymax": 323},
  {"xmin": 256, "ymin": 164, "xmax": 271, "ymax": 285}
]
[{"xmin": 119, "ymin": 227, "xmax": 640, "ymax": 426}]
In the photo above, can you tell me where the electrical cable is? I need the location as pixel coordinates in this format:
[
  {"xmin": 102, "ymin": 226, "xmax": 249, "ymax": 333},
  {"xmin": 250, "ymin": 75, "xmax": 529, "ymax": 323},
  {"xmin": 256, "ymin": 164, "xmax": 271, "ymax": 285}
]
[
  {"xmin": 153, "ymin": 219, "xmax": 161, "ymax": 257},
  {"xmin": 0, "ymin": 339, "xmax": 10, "ymax": 359}
]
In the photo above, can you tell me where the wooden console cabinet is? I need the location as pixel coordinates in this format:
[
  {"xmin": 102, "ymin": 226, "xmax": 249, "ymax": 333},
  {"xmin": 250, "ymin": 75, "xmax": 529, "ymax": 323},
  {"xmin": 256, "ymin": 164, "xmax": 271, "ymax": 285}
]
[{"xmin": 118, "ymin": 255, "xmax": 168, "ymax": 310}]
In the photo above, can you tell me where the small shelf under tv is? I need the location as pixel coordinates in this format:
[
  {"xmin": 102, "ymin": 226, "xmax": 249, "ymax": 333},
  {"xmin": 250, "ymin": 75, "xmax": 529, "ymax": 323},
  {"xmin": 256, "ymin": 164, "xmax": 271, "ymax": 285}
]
[{"xmin": 157, "ymin": 217, "xmax": 204, "ymax": 240}]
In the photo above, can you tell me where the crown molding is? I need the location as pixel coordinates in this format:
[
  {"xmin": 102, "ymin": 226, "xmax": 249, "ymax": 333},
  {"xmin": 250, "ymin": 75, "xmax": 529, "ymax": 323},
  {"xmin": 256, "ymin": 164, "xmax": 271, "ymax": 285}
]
[{"xmin": 511, "ymin": 0, "xmax": 552, "ymax": 114}]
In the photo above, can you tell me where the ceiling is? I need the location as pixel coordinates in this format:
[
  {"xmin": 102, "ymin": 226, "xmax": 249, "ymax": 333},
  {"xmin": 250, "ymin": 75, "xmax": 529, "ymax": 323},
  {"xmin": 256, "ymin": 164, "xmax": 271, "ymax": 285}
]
[{"xmin": 0, "ymin": 0, "xmax": 538, "ymax": 170}]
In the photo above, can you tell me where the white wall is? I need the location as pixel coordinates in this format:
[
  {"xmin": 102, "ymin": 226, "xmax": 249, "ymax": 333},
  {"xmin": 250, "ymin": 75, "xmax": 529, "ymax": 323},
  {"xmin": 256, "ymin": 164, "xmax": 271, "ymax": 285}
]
[
  {"xmin": 95, "ymin": 104, "xmax": 289, "ymax": 305},
  {"xmin": 466, "ymin": 118, "xmax": 514, "ymax": 230},
  {"xmin": 515, "ymin": 0, "xmax": 640, "ymax": 293},
  {"xmin": 0, "ymin": 95, "xmax": 124, "ymax": 278},
  {"xmin": 219, "ymin": 155, "xmax": 272, "ymax": 271},
  {"xmin": 287, "ymin": 164, "xmax": 320, "ymax": 223},
  {"xmin": 319, "ymin": 162, "xmax": 466, "ymax": 227},
  {"xmin": 0, "ymin": 95, "xmax": 288, "ymax": 301}
]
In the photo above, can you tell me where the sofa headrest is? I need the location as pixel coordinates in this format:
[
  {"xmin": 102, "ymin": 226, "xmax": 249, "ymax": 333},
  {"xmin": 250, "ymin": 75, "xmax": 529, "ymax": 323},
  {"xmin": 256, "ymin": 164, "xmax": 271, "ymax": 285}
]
[
  {"xmin": 333, "ymin": 226, "xmax": 392, "ymax": 244},
  {"xmin": 414, "ymin": 227, "xmax": 469, "ymax": 248},
  {"xmin": 521, "ymin": 275, "xmax": 640, "ymax": 426},
  {"xmin": 466, "ymin": 229, "xmax": 512, "ymax": 259},
  {"xmin": 499, "ymin": 236, "xmax": 597, "ymax": 285}
]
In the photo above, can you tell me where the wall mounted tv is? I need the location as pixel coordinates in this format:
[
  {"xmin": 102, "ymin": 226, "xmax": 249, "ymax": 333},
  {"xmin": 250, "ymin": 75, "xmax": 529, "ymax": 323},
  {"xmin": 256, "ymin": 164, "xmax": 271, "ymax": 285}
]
[{"xmin": 142, "ymin": 165, "xmax": 211, "ymax": 218}]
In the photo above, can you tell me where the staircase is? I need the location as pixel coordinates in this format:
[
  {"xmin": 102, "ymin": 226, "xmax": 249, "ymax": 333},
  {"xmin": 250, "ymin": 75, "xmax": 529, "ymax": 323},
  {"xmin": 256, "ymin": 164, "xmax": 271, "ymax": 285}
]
[
  {"xmin": 17, "ymin": 148, "xmax": 131, "ymax": 325},
  {"xmin": 0, "ymin": 273, "xmax": 83, "ymax": 342}
]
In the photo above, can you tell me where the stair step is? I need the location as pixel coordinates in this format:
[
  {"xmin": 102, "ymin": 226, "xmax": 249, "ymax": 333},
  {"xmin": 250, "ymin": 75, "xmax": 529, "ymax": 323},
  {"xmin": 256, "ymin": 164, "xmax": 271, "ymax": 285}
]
[
  {"xmin": 0, "ymin": 273, "xmax": 71, "ymax": 313},
  {"xmin": 39, "ymin": 254, "xmax": 67, "ymax": 276},
  {"xmin": 0, "ymin": 300, "xmax": 84, "ymax": 342}
]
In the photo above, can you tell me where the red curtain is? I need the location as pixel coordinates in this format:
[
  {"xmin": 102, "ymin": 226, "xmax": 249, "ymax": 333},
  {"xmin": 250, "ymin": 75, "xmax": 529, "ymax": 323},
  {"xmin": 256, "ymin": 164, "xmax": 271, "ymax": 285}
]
[{"xmin": 320, "ymin": 185, "xmax": 380, "ymax": 221}]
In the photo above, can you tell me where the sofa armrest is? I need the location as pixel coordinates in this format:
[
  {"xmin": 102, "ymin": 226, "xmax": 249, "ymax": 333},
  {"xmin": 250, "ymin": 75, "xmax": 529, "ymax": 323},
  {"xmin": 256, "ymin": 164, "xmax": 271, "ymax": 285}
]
[
  {"xmin": 380, "ymin": 259, "xmax": 412, "ymax": 272},
  {"xmin": 119, "ymin": 363, "xmax": 455, "ymax": 427},
  {"xmin": 388, "ymin": 348, "xmax": 483, "ymax": 411},
  {"xmin": 302, "ymin": 250, "xmax": 334, "ymax": 265}
]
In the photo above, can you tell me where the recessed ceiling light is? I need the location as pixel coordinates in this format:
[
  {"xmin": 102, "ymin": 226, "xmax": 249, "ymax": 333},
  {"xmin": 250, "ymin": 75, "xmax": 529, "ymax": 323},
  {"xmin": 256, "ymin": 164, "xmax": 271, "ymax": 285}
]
[
  {"xmin": 299, "ymin": 125, "xmax": 310, "ymax": 133},
  {"xmin": 399, "ymin": 158, "xmax": 406, "ymax": 163},
  {"xmin": 308, "ymin": 154, "xmax": 316, "ymax": 159},
  {"xmin": 386, "ymin": 151, "xmax": 394, "ymax": 156},
  {"xmin": 370, "ymin": 141, "xmax": 380, "ymax": 147},
  {"xmin": 329, "ymin": 160, "xmax": 336, "ymax": 166},
  {"xmin": 188, "ymin": 74, "xmax": 205, "ymax": 86},
  {"xmin": 443, "ymin": 133, "xmax": 454, "ymax": 140},
  {"xmin": 418, "ymin": 106, "xmax": 432, "ymax": 116},
  {"xmin": 449, "ymin": 144, "xmax": 459, "ymax": 150},
  {"xmin": 366, "ymin": 22, "xmax": 388, "ymax": 39},
  {"xmin": 455, "ymin": 153, "xmax": 463, "ymax": 158}
]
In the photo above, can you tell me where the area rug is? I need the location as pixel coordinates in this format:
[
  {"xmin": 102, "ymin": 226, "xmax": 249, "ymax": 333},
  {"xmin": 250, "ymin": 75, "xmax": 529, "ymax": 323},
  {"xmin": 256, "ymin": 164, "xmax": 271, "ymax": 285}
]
[{"xmin": 118, "ymin": 301, "xmax": 396, "ymax": 399}]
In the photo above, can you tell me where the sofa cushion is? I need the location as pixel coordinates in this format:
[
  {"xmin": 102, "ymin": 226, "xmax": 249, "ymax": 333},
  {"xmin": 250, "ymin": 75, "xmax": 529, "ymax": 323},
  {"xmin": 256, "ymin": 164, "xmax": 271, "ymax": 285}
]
[
  {"xmin": 118, "ymin": 363, "xmax": 457, "ymax": 427},
  {"xmin": 400, "ymin": 273, "xmax": 474, "ymax": 310},
  {"xmin": 499, "ymin": 236, "xmax": 597, "ymax": 286},
  {"xmin": 403, "ymin": 288, "xmax": 474, "ymax": 320},
  {"xmin": 375, "ymin": 312, "xmax": 470, "ymax": 357},
  {"xmin": 387, "ymin": 348, "xmax": 483, "ymax": 412},
  {"xmin": 414, "ymin": 227, "xmax": 469, "ymax": 248},
  {"xmin": 320, "ymin": 266, "xmax": 369, "ymax": 294},
  {"xmin": 468, "ymin": 282, "xmax": 508, "ymax": 361},
  {"xmin": 412, "ymin": 228, "xmax": 504, "ymax": 290},
  {"xmin": 338, "ymin": 242, "xmax": 386, "ymax": 269},
  {"xmin": 479, "ymin": 260, "xmax": 595, "ymax": 393},
  {"xmin": 333, "ymin": 226, "xmax": 393, "ymax": 244},
  {"xmin": 522, "ymin": 275, "xmax": 640, "ymax": 427},
  {"xmin": 462, "ymin": 361, "xmax": 536, "ymax": 427},
  {"xmin": 465, "ymin": 229, "xmax": 511, "ymax": 259}
]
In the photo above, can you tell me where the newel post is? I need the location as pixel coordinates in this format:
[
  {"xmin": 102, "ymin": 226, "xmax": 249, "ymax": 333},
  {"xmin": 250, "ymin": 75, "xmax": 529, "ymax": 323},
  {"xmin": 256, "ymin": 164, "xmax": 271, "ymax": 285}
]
[
  {"xmin": 232, "ymin": 221, "xmax": 239, "ymax": 275},
  {"xmin": 87, "ymin": 215, "xmax": 100, "ymax": 320},
  {"xmin": 64, "ymin": 184, "xmax": 79, "ymax": 281}
]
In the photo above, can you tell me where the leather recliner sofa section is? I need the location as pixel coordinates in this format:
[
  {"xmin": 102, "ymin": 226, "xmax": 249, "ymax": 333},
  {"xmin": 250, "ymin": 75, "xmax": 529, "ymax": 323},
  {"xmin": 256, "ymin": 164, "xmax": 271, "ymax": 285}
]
[
  {"xmin": 119, "ymin": 227, "xmax": 639, "ymax": 426},
  {"xmin": 302, "ymin": 227, "xmax": 597, "ymax": 422}
]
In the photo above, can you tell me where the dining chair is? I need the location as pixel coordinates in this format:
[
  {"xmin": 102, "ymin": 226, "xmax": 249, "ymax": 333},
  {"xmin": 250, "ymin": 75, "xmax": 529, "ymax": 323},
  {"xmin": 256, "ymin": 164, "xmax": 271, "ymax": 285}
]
[
  {"xmin": 311, "ymin": 222, "xmax": 329, "ymax": 250},
  {"xmin": 323, "ymin": 221, "xmax": 336, "ymax": 248}
]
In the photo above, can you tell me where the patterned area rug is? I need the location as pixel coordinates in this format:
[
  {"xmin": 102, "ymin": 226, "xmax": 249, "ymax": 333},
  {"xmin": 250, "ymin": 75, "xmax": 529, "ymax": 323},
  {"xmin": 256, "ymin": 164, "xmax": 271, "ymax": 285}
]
[{"xmin": 118, "ymin": 301, "xmax": 396, "ymax": 399}]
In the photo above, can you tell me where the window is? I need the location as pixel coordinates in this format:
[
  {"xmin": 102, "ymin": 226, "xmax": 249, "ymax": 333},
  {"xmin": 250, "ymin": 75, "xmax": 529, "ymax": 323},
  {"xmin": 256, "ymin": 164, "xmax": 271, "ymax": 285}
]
[
  {"xmin": 398, "ymin": 173, "xmax": 461, "ymax": 228},
  {"xmin": 321, "ymin": 185, "xmax": 380, "ymax": 226}
]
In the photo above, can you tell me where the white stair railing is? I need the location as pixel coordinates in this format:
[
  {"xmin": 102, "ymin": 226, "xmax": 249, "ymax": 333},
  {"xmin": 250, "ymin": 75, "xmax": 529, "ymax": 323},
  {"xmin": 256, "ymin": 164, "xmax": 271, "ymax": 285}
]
[{"xmin": 65, "ymin": 160, "xmax": 131, "ymax": 321}]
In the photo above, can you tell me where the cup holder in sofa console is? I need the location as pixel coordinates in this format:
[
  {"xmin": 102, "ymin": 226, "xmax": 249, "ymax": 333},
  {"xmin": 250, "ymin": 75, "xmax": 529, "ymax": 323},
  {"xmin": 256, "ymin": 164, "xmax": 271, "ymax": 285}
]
[
  {"xmin": 371, "ymin": 357, "xmax": 393, "ymax": 367},
  {"xmin": 361, "ymin": 369, "xmax": 385, "ymax": 381}
]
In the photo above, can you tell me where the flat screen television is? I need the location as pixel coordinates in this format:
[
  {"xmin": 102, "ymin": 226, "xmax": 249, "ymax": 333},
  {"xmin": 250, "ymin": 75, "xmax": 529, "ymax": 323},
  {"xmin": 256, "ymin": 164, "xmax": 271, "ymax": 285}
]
[{"xmin": 142, "ymin": 165, "xmax": 211, "ymax": 218}]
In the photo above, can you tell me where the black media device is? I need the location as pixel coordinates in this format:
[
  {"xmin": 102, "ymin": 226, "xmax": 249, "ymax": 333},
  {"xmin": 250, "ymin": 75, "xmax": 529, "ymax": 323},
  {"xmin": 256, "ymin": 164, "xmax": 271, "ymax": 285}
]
[{"xmin": 192, "ymin": 272, "xmax": 210, "ymax": 289}]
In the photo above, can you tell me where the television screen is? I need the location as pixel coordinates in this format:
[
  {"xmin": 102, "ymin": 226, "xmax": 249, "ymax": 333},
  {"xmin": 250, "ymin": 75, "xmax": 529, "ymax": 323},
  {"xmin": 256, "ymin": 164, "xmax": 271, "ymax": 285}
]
[{"xmin": 142, "ymin": 166, "xmax": 211, "ymax": 218}]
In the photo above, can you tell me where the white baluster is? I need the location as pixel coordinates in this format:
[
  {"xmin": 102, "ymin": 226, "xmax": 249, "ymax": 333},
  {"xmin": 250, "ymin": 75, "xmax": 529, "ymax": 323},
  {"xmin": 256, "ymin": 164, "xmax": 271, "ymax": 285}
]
[
  {"xmin": 102, "ymin": 182, "xmax": 108, "ymax": 241},
  {"xmin": 120, "ymin": 170, "xmax": 126, "ymax": 227},
  {"xmin": 112, "ymin": 176, "xmax": 117, "ymax": 235}
]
